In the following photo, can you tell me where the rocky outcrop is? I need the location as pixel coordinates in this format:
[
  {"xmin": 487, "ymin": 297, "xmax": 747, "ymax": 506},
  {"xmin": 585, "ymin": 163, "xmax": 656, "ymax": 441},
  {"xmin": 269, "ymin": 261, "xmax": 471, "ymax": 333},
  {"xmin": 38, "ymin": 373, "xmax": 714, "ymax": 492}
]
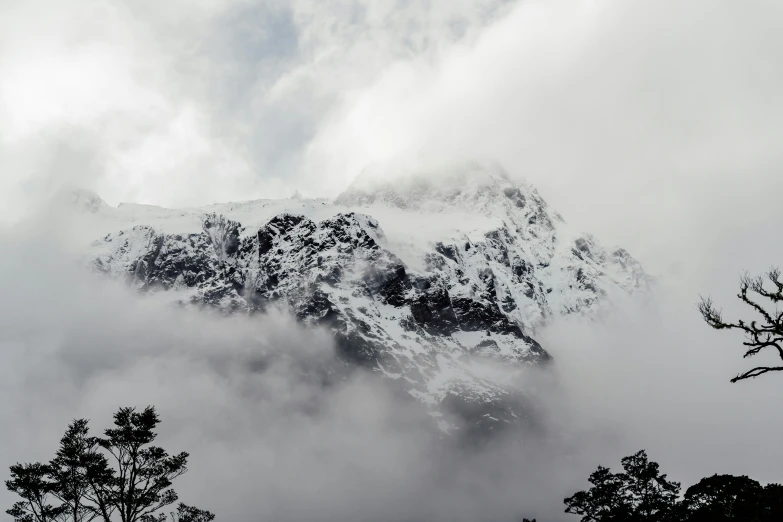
[{"xmin": 86, "ymin": 161, "xmax": 648, "ymax": 438}]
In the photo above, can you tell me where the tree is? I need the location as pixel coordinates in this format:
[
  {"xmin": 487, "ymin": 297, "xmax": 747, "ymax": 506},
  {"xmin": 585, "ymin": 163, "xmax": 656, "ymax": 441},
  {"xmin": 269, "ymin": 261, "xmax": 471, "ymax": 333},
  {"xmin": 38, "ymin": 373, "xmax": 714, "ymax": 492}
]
[
  {"xmin": 620, "ymin": 451, "xmax": 681, "ymax": 521},
  {"xmin": 564, "ymin": 466, "xmax": 632, "ymax": 521},
  {"xmin": 759, "ymin": 483, "xmax": 783, "ymax": 521},
  {"xmin": 169, "ymin": 504, "xmax": 215, "ymax": 522},
  {"xmin": 681, "ymin": 475, "xmax": 783, "ymax": 522},
  {"xmin": 94, "ymin": 406, "xmax": 189, "ymax": 522},
  {"xmin": 682, "ymin": 474, "xmax": 763, "ymax": 521},
  {"xmin": 564, "ymin": 451, "xmax": 783, "ymax": 522},
  {"xmin": 698, "ymin": 268, "xmax": 783, "ymax": 382},
  {"xmin": 5, "ymin": 463, "xmax": 64, "ymax": 522},
  {"xmin": 48, "ymin": 419, "xmax": 110, "ymax": 522},
  {"xmin": 5, "ymin": 407, "xmax": 214, "ymax": 522},
  {"xmin": 564, "ymin": 450, "xmax": 680, "ymax": 522}
]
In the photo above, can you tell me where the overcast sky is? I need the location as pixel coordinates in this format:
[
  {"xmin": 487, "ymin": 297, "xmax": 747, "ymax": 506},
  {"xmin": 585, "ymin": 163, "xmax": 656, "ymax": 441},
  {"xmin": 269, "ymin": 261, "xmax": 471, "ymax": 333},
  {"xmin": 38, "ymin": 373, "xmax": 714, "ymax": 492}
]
[
  {"xmin": 3, "ymin": 0, "xmax": 783, "ymax": 253},
  {"xmin": 2, "ymin": 1, "xmax": 783, "ymax": 520}
]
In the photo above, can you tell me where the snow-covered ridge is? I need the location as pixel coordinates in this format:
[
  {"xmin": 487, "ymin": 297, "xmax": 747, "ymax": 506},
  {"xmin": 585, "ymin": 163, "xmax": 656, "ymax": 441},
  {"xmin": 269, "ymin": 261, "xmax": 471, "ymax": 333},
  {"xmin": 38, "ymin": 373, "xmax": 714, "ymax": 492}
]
[{"xmin": 76, "ymin": 161, "xmax": 648, "ymax": 437}]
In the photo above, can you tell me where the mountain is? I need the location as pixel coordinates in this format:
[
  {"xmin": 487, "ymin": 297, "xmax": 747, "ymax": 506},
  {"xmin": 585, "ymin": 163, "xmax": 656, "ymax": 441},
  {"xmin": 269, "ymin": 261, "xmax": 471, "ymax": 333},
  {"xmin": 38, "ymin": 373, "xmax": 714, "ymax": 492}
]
[{"xmin": 78, "ymin": 161, "xmax": 648, "ymax": 438}]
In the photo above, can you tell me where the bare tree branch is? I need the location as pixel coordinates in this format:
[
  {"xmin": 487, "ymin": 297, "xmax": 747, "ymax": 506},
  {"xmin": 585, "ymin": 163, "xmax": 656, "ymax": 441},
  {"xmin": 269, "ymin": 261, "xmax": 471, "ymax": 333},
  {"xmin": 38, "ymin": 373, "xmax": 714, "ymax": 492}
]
[
  {"xmin": 699, "ymin": 268, "xmax": 783, "ymax": 383},
  {"xmin": 731, "ymin": 366, "xmax": 783, "ymax": 383}
]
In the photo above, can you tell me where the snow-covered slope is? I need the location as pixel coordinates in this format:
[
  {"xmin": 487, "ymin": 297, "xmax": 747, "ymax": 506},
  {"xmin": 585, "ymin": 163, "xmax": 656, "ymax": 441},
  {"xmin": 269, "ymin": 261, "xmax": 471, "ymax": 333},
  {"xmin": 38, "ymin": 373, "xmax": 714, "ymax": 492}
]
[{"xmin": 78, "ymin": 161, "xmax": 648, "ymax": 437}]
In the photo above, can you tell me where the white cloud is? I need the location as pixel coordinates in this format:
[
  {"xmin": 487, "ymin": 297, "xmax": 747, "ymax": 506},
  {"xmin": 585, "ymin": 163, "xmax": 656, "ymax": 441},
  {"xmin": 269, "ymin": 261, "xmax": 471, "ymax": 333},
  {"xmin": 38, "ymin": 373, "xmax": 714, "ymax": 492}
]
[
  {"xmin": 3, "ymin": 0, "xmax": 783, "ymax": 241},
  {"xmin": 0, "ymin": 223, "xmax": 595, "ymax": 522},
  {"xmin": 300, "ymin": 0, "xmax": 783, "ymax": 272},
  {"xmin": 0, "ymin": 0, "xmax": 516, "ymax": 220},
  {"xmin": 2, "ymin": 1, "xmax": 783, "ymax": 517}
]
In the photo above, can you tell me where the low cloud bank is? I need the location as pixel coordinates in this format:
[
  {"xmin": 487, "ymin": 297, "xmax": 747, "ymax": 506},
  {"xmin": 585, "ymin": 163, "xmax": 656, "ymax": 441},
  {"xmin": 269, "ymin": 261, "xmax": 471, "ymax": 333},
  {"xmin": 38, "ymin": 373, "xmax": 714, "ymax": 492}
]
[{"xmin": 1, "ymin": 219, "xmax": 781, "ymax": 522}]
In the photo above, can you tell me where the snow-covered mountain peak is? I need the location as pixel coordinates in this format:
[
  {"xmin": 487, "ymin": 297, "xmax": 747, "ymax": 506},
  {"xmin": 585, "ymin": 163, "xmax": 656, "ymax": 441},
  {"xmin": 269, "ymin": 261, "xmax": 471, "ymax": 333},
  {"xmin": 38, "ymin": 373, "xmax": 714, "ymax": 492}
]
[
  {"xmin": 338, "ymin": 159, "xmax": 515, "ymax": 208},
  {"xmin": 335, "ymin": 158, "xmax": 562, "ymax": 229},
  {"xmin": 74, "ymin": 160, "xmax": 648, "ymax": 438}
]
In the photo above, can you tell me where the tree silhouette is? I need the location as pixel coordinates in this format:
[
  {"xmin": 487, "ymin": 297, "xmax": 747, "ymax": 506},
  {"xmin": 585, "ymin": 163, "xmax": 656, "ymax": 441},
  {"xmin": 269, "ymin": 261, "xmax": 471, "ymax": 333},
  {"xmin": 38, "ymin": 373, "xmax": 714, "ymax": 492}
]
[
  {"xmin": 759, "ymin": 484, "xmax": 783, "ymax": 521},
  {"xmin": 681, "ymin": 474, "xmax": 763, "ymax": 521},
  {"xmin": 169, "ymin": 504, "xmax": 215, "ymax": 522},
  {"xmin": 620, "ymin": 451, "xmax": 681, "ymax": 521},
  {"xmin": 48, "ymin": 419, "xmax": 109, "ymax": 522},
  {"xmin": 95, "ymin": 407, "xmax": 189, "ymax": 522},
  {"xmin": 564, "ymin": 450, "xmax": 680, "ymax": 522},
  {"xmin": 699, "ymin": 268, "xmax": 783, "ymax": 382},
  {"xmin": 565, "ymin": 451, "xmax": 783, "ymax": 521},
  {"xmin": 6, "ymin": 463, "xmax": 64, "ymax": 522},
  {"xmin": 564, "ymin": 466, "xmax": 632, "ymax": 521},
  {"xmin": 5, "ymin": 407, "xmax": 213, "ymax": 522}
]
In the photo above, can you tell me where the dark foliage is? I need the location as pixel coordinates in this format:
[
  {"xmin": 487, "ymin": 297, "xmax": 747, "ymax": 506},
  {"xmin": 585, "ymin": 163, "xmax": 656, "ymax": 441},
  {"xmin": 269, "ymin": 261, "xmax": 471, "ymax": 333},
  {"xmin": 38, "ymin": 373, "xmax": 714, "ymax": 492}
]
[
  {"xmin": 49, "ymin": 419, "xmax": 108, "ymax": 522},
  {"xmin": 682, "ymin": 474, "xmax": 762, "ymax": 521},
  {"xmin": 699, "ymin": 268, "xmax": 783, "ymax": 382},
  {"xmin": 564, "ymin": 450, "xmax": 680, "ymax": 522},
  {"xmin": 565, "ymin": 451, "xmax": 783, "ymax": 522},
  {"xmin": 5, "ymin": 407, "xmax": 214, "ymax": 522},
  {"xmin": 6, "ymin": 463, "xmax": 64, "ymax": 522},
  {"xmin": 169, "ymin": 503, "xmax": 215, "ymax": 522},
  {"xmin": 681, "ymin": 474, "xmax": 783, "ymax": 522}
]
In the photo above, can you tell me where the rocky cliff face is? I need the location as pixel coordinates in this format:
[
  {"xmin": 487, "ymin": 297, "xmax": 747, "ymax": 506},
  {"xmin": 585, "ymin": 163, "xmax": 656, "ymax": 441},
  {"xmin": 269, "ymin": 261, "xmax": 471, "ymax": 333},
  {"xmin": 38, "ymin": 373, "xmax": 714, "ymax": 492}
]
[{"xmin": 84, "ymin": 161, "xmax": 648, "ymax": 438}]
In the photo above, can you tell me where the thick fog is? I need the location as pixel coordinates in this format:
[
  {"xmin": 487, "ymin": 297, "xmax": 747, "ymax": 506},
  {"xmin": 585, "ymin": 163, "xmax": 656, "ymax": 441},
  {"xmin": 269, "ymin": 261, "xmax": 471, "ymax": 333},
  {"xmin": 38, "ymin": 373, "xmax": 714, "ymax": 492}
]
[
  {"xmin": 0, "ymin": 217, "xmax": 607, "ymax": 522},
  {"xmin": 2, "ymin": 207, "xmax": 782, "ymax": 522},
  {"xmin": 3, "ymin": 0, "xmax": 783, "ymax": 520}
]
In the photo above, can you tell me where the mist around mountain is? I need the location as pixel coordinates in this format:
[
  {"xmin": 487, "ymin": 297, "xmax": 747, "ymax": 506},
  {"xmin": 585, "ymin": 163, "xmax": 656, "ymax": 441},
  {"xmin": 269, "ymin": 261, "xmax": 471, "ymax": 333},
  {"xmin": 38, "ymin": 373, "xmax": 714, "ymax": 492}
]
[
  {"xmin": 75, "ymin": 161, "xmax": 648, "ymax": 439},
  {"xmin": 3, "ymin": 0, "xmax": 783, "ymax": 518},
  {"xmin": 2, "ymin": 160, "xmax": 781, "ymax": 521}
]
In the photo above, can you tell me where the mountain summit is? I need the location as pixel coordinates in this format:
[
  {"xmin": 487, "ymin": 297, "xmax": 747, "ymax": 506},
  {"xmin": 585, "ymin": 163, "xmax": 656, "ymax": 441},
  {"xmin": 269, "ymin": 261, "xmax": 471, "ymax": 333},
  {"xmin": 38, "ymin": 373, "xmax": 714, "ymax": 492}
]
[
  {"xmin": 81, "ymin": 161, "xmax": 648, "ymax": 437},
  {"xmin": 337, "ymin": 159, "xmax": 519, "ymax": 210}
]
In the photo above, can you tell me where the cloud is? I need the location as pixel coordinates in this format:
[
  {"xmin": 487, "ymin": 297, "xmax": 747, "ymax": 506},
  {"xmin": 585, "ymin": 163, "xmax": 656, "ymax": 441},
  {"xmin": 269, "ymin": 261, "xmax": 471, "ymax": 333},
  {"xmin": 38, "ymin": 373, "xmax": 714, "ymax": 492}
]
[
  {"xmin": 300, "ymin": 0, "xmax": 783, "ymax": 274},
  {"xmin": 0, "ymin": 0, "xmax": 257, "ymax": 220},
  {"xmin": 0, "ymin": 0, "xmax": 512, "ymax": 221},
  {"xmin": 540, "ymin": 291, "xmax": 783, "ymax": 489},
  {"xmin": 4, "ymin": 0, "xmax": 783, "ymax": 285},
  {"xmin": 3, "ymin": 201, "xmax": 783, "ymax": 522},
  {"xmin": 0, "ymin": 219, "xmax": 580, "ymax": 522},
  {"xmin": 2, "ymin": 1, "xmax": 783, "ymax": 519}
]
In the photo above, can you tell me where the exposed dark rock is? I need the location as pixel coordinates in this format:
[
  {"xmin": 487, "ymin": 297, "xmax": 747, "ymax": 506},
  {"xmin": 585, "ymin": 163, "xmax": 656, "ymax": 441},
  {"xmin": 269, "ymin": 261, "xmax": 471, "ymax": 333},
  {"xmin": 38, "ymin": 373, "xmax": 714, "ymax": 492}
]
[
  {"xmin": 503, "ymin": 187, "xmax": 527, "ymax": 208},
  {"xmin": 89, "ymin": 171, "xmax": 648, "ymax": 438}
]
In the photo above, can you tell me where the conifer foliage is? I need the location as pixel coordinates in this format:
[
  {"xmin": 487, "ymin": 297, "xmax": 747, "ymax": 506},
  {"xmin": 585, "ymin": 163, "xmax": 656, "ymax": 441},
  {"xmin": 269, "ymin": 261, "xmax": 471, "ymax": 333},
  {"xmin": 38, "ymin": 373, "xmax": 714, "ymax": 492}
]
[{"xmin": 5, "ymin": 407, "xmax": 214, "ymax": 522}]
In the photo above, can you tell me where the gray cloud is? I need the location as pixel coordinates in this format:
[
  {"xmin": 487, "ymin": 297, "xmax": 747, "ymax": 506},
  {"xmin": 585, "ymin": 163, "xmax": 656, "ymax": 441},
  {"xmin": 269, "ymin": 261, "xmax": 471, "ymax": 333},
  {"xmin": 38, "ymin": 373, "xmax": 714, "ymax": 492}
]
[
  {"xmin": 2, "ymin": 199, "xmax": 782, "ymax": 521},
  {"xmin": 2, "ymin": 1, "xmax": 783, "ymax": 520},
  {"xmin": 0, "ymin": 0, "xmax": 512, "ymax": 219},
  {"xmin": 0, "ymin": 221, "xmax": 576, "ymax": 522},
  {"xmin": 299, "ymin": 0, "xmax": 783, "ymax": 275},
  {"xmin": 4, "ymin": 0, "xmax": 783, "ymax": 279}
]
